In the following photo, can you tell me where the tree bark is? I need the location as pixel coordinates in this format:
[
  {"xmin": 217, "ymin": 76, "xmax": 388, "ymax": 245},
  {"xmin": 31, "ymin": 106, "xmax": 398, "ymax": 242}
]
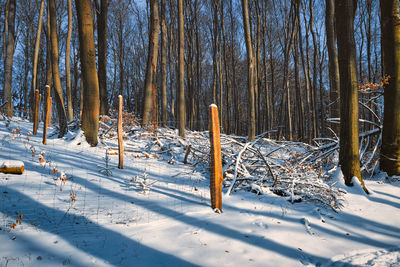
[
  {"xmin": 31, "ymin": 0, "xmax": 45, "ymax": 117},
  {"xmin": 75, "ymin": 0, "xmax": 100, "ymax": 146},
  {"xmin": 97, "ymin": 0, "xmax": 109, "ymax": 115},
  {"xmin": 335, "ymin": 0, "xmax": 365, "ymax": 189},
  {"xmin": 325, "ymin": 0, "xmax": 340, "ymax": 132},
  {"xmin": 142, "ymin": 0, "xmax": 160, "ymax": 127},
  {"xmin": 177, "ymin": 0, "xmax": 185, "ymax": 137},
  {"xmin": 160, "ymin": 0, "xmax": 168, "ymax": 127},
  {"xmin": 3, "ymin": 0, "xmax": 16, "ymax": 117},
  {"xmin": 2, "ymin": 0, "xmax": 10, "ymax": 63},
  {"xmin": 380, "ymin": 0, "xmax": 400, "ymax": 176},
  {"xmin": 45, "ymin": 4, "xmax": 52, "ymax": 88},
  {"xmin": 241, "ymin": 0, "xmax": 256, "ymax": 141},
  {"xmin": 48, "ymin": 0, "xmax": 68, "ymax": 137},
  {"xmin": 66, "ymin": 0, "xmax": 73, "ymax": 121}
]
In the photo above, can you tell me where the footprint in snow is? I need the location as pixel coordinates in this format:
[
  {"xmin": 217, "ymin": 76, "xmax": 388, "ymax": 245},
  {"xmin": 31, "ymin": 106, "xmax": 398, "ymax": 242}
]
[
  {"xmin": 300, "ymin": 217, "xmax": 314, "ymax": 235},
  {"xmin": 253, "ymin": 219, "xmax": 268, "ymax": 229}
]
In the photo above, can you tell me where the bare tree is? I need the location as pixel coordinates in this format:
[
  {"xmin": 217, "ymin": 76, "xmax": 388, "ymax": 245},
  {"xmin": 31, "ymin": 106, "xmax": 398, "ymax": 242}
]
[
  {"xmin": 31, "ymin": 0, "xmax": 45, "ymax": 117},
  {"xmin": 335, "ymin": 0, "xmax": 366, "ymax": 190},
  {"xmin": 3, "ymin": 0, "xmax": 16, "ymax": 116},
  {"xmin": 241, "ymin": 0, "xmax": 255, "ymax": 141},
  {"xmin": 66, "ymin": 0, "xmax": 73, "ymax": 121},
  {"xmin": 48, "ymin": 0, "xmax": 68, "ymax": 137},
  {"xmin": 142, "ymin": 0, "xmax": 160, "ymax": 127},
  {"xmin": 325, "ymin": 0, "xmax": 340, "ymax": 130},
  {"xmin": 177, "ymin": 0, "xmax": 185, "ymax": 137},
  {"xmin": 97, "ymin": 0, "xmax": 109, "ymax": 115},
  {"xmin": 160, "ymin": 0, "xmax": 168, "ymax": 127},
  {"xmin": 380, "ymin": 0, "xmax": 400, "ymax": 176},
  {"xmin": 75, "ymin": 0, "xmax": 100, "ymax": 146}
]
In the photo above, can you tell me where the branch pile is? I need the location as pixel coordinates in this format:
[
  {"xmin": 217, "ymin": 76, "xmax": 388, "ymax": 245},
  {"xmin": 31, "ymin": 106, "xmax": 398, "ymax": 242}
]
[{"xmin": 98, "ymin": 116, "xmax": 346, "ymax": 210}]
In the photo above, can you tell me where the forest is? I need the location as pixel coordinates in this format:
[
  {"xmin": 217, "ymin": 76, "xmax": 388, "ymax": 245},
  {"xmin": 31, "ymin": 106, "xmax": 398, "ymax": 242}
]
[
  {"xmin": 0, "ymin": 0, "xmax": 399, "ymax": 182},
  {"xmin": 1, "ymin": 1, "xmax": 400, "ymax": 265}
]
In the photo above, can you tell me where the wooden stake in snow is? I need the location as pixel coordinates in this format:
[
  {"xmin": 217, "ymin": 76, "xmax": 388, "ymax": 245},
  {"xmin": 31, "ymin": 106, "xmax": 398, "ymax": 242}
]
[
  {"xmin": 152, "ymin": 83, "xmax": 157, "ymax": 129},
  {"xmin": 33, "ymin": 90, "xmax": 40, "ymax": 135},
  {"xmin": 118, "ymin": 95, "xmax": 124, "ymax": 169},
  {"xmin": 43, "ymin": 85, "xmax": 51, "ymax": 145},
  {"xmin": 209, "ymin": 104, "xmax": 223, "ymax": 212},
  {"xmin": 0, "ymin": 161, "xmax": 24, "ymax": 174}
]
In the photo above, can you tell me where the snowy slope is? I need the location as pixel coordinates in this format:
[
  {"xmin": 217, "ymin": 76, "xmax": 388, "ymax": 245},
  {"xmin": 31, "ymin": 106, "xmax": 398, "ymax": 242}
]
[{"xmin": 0, "ymin": 117, "xmax": 399, "ymax": 266}]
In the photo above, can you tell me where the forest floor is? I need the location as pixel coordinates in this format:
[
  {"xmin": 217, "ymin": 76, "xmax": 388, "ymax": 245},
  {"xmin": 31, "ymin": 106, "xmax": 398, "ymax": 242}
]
[{"xmin": 0, "ymin": 117, "xmax": 400, "ymax": 267}]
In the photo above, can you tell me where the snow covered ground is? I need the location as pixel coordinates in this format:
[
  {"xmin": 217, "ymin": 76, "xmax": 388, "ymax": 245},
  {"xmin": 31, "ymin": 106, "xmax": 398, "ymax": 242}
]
[{"xmin": 1, "ymin": 117, "xmax": 399, "ymax": 266}]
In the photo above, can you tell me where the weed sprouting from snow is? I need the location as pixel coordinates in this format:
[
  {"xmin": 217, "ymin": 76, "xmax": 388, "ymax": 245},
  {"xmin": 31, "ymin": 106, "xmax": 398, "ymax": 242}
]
[
  {"xmin": 70, "ymin": 190, "xmax": 77, "ymax": 203},
  {"xmin": 133, "ymin": 169, "xmax": 157, "ymax": 194},
  {"xmin": 98, "ymin": 149, "xmax": 114, "ymax": 176},
  {"xmin": 53, "ymin": 170, "xmax": 67, "ymax": 191}
]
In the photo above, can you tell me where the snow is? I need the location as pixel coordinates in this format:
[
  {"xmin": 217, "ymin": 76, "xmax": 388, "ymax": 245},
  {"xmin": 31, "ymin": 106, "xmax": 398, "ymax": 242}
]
[
  {"xmin": 1, "ymin": 160, "xmax": 24, "ymax": 169},
  {"xmin": 1, "ymin": 117, "xmax": 400, "ymax": 266}
]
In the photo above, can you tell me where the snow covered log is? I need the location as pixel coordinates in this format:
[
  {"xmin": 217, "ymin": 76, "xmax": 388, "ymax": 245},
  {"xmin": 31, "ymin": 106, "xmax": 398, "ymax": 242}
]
[{"xmin": 0, "ymin": 161, "xmax": 24, "ymax": 174}]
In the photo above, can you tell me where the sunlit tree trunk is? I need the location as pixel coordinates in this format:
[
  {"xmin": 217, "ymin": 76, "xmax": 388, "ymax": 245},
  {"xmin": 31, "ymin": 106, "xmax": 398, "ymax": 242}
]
[
  {"xmin": 160, "ymin": 0, "xmax": 168, "ymax": 127},
  {"xmin": 380, "ymin": 0, "xmax": 400, "ymax": 176},
  {"xmin": 31, "ymin": 0, "xmax": 45, "ymax": 118},
  {"xmin": 45, "ymin": 4, "xmax": 52, "ymax": 88},
  {"xmin": 241, "ymin": 0, "xmax": 255, "ymax": 141},
  {"xmin": 177, "ymin": 0, "xmax": 185, "ymax": 137},
  {"xmin": 335, "ymin": 0, "xmax": 366, "ymax": 190},
  {"xmin": 48, "ymin": 0, "xmax": 68, "ymax": 137},
  {"xmin": 142, "ymin": 0, "xmax": 160, "ymax": 127},
  {"xmin": 3, "ymin": 0, "xmax": 16, "ymax": 117},
  {"xmin": 75, "ymin": 0, "xmax": 100, "ymax": 146}
]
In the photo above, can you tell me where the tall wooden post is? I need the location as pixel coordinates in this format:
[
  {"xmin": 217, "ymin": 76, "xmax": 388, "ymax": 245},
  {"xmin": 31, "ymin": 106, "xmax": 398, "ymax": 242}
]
[
  {"xmin": 118, "ymin": 95, "xmax": 123, "ymax": 169},
  {"xmin": 209, "ymin": 104, "xmax": 223, "ymax": 212},
  {"xmin": 152, "ymin": 83, "xmax": 157, "ymax": 129},
  {"xmin": 33, "ymin": 90, "xmax": 40, "ymax": 135},
  {"xmin": 47, "ymin": 97, "xmax": 52, "ymax": 127},
  {"xmin": 43, "ymin": 85, "xmax": 51, "ymax": 144}
]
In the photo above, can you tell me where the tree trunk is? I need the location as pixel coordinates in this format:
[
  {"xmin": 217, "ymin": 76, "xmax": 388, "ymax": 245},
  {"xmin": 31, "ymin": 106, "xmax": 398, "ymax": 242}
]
[
  {"xmin": 160, "ymin": 0, "xmax": 168, "ymax": 127},
  {"xmin": 2, "ymin": 0, "xmax": 10, "ymax": 61},
  {"xmin": 325, "ymin": 0, "xmax": 340, "ymax": 132},
  {"xmin": 31, "ymin": 0, "xmax": 45, "ymax": 117},
  {"xmin": 3, "ymin": 0, "xmax": 16, "ymax": 117},
  {"xmin": 45, "ymin": 3, "xmax": 53, "ymax": 91},
  {"xmin": 335, "ymin": 0, "xmax": 365, "ymax": 189},
  {"xmin": 97, "ymin": 0, "xmax": 109, "ymax": 115},
  {"xmin": 142, "ymin": 0, "xmax": 160, "ymax": 127},
  {"xmin": 48, "ymin": 0, "xmax": 68, "ymax": 137},
  {"xmin": 310, "ymin": 0, "xmax": 319, "ymax": 138},
  {"xmin": 177, "ymin": 0, "xmax": 185, "ymax": 137},
  {"xmin": 380, "ymin": 0, "xmax": 400, "ymax": 176},
  {"xmin": 241, "ymin": 0, "xmax": 255, "ymax": 141},
  {"xmin": 75, "ymin": 0, "xmax": 100, "ymax": 146},
  {"xmin": 66, "ymin": 0, "xmax": 73, "ymax": 121}
]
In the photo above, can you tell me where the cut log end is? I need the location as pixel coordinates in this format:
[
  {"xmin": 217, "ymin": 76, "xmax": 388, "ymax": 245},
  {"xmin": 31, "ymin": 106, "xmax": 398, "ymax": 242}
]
[{"xmin": 0, "ymin": 161, "xmax": 25, "ymax": 175}]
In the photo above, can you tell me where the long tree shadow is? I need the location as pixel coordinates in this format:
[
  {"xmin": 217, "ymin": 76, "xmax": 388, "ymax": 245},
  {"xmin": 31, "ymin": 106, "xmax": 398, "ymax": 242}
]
[
  {"xmin": 0, "ymin": 231, "xmax": 88, "ymax": 267},
  {"xmin": 2, "ymin": 188, "xmax": 198, "ymax": 266},
  {"xmin": 144, "ymin": 181, "xmax": 400, "ymax": 244},
  {"xmin": 45, "ymin": 172, "xmax": 333, "ymax": 265},
  {"xmin": 371, "ymin": 189, "xmax": 400, "ymax": 201},
  {"xmin": 9, "ymin": 156, "xmax": 399, "ymax": 266}
]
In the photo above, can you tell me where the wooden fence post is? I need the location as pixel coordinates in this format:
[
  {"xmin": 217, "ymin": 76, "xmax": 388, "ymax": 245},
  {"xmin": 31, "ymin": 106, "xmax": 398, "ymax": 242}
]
[
  {"xmin": 152, "ymin": 83, "xmax": 157, "ymax": 129},
  {"xmin": 209, "ymin": 104, "xmax": 223, "ymax": 212},
  {"xmin": 43, "ymin": 85, "xmax": 51, "ymax": 144},
  {"xmin": 118, "ymin": 95, "xmax": 124, "ymax": 169},
  {"xmin": 33, "ymin": 90, "xmax": 40, "ymax": 135}
]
